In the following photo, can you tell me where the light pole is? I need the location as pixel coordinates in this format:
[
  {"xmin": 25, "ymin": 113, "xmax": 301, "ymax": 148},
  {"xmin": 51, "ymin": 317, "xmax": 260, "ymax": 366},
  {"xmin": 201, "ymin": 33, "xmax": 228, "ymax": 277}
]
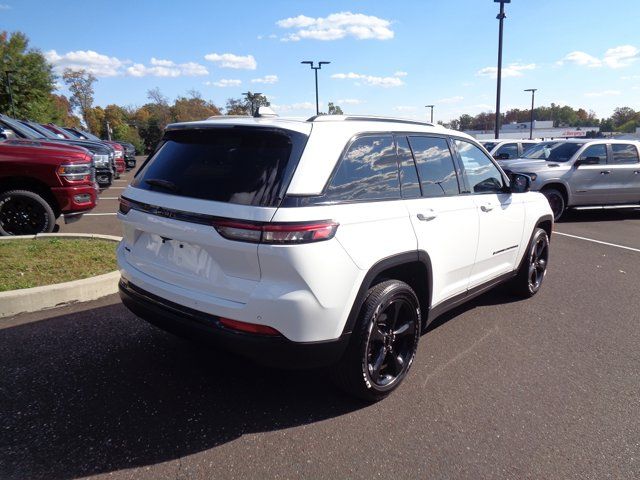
[
  {"xmin": 524, "ymin": 88, "xmax": 537, "ymax": 140},
  {"xmin": 425, "ymin": 105, "xmax": 434, "ymax": 123},
  {"xmin": 242, "ymin": 91, "xmax": 263, "ymax": 116},
  {"xmin": 301, "ymin": 61, "xmax": 330, "ymax": 115},
  {"xmin": 5, "ymin": 70, "xmax": 16, "ymax": 117},
  {"xmin": 494, "ymin": 0, "xmax": 510, "ymax": 139}
]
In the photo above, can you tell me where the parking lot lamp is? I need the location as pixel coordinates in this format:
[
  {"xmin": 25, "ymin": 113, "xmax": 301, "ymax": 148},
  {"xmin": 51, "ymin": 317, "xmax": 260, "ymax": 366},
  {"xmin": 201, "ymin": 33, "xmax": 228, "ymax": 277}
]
[
  {"xmin": 425, "ymin": 105, "xmax": 434, "ymax": 123},
  {"xmin": 494, "ymin": 0, "xmax": 510, "ymax": 139},
  {"xmin": 524, "ymin": 88, "xmax": 537, "ymax": 140},
  {"xmin": 301, "ymin": 61, "xmax": 330, "ymax": 115},
  {"xmin": 4, "ymin": 70, "xmax": 16, "ymax": 117}
]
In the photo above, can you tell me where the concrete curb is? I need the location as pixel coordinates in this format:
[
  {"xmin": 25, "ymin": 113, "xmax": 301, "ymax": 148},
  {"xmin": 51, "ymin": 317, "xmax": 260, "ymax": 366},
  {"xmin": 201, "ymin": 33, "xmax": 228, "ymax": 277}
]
[{"xmin": 0, "ymin": 233, "xmax": 122, "ymax": 318}]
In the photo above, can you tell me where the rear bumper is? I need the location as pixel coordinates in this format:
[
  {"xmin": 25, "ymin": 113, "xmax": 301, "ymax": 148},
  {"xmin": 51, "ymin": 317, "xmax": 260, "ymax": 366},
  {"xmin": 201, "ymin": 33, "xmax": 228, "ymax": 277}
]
[{"xmin": 119, "ymin": 278, "xmax": 350, "ymax": 369}]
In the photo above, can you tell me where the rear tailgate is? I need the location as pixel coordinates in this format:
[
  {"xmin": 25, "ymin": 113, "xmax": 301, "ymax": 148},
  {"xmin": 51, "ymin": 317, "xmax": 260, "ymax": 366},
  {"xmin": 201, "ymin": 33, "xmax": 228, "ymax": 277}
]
[{"xmin": 118, "ymin": 124, "xmax": 309, "ymax": 304}]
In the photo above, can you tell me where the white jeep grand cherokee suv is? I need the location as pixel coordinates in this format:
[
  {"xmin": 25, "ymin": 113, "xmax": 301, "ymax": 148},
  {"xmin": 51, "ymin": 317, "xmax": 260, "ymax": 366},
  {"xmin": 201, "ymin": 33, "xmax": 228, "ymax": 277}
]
[{"xmin": 117, "ymin": 114, "xmax": 553, "ymax": 401}]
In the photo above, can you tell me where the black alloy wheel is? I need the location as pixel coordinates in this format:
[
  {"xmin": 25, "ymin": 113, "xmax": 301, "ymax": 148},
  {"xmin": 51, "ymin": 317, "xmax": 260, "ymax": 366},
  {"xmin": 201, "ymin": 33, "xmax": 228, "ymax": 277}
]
[
  {"xmin": 0, "ymin": 190, "xmax": 56, "ymax": 236},
  {"xmin": 366, "ymin": 298, "xmax": 418, "ymax": 388},
  {"xmin": 333, "ymin": 280, "xmax": 421, "ymax": 402},
  {"xmin": 528, "ymin": 233, "xmax": 549, "ymax": 294},
  {"xmin": 509, "ymin": 227, "xmax": 550, "ymax": 298}
]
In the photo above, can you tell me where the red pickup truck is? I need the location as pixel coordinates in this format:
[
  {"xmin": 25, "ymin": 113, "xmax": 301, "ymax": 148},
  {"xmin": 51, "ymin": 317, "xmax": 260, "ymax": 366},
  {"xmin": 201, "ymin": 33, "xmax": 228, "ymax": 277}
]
[{"xmin": 0, "ymin": 140, "xmax": 97, "ymax": 235}]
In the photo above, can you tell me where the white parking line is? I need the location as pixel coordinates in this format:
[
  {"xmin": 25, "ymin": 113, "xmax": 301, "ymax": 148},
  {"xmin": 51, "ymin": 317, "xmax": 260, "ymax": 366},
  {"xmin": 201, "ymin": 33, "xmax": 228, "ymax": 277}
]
[
  {"xmin": 84, "ymin": 213, "xmax": 117, "ymax": 216},
  {"xmin": 105, "ymin": 187, "xmax": 126, "ymax": 190},
  {"xmin": 98, "ymin": 197, "xmax": 119, "ymax": 200},
  {"xmin": 555, "ymin": 231, "xmax": 640, "ymax": 253},
  {"xmin": 113, "ymin": 180, "xmax": 129, "ymax": 183}
]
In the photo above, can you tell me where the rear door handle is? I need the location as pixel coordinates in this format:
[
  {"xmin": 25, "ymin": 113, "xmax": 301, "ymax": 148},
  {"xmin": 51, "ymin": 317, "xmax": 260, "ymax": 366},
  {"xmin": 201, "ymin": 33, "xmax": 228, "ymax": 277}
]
[
  {"xmin": 600, "ymin": 170, "xmax": 611, "ymax": 175},
  {"xmin": 417, "ymin": 212, "xmax": 437, "ymax": 222},
  {"xmin": 480, "ymin": 204, "xmax": 494, "ymax": 212}
]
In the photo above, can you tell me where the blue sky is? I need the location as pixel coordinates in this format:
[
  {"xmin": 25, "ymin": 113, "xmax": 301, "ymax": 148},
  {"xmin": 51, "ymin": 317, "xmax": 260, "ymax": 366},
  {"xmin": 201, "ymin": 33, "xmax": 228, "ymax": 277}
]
[{"xmin": 3, "ymin": 0, "xmax": 640, "ymax": 121}]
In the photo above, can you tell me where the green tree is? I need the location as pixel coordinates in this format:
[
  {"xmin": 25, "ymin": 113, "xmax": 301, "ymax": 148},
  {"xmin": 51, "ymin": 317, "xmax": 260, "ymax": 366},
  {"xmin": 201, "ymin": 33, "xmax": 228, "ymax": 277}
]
[
  {"xmin": 327, "ymin": 102, "xmax": 343, "ymax": 115},
  {"xmin": 62, "ymin": 68, "xmax": 97, "ymax": 131},
  {"xmin": 0, "ymin": 31, "xmax": 57, "ymax": 121},
  {"xmin": 611, "ymin": 107, "xmax": 636, "ymax": 128}
]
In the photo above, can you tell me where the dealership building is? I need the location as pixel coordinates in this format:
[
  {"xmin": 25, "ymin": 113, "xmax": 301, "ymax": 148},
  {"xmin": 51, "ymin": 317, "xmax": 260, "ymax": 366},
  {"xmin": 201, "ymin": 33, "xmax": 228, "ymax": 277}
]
[{"xmin": 466, "ymin": 120, "xmax": 600, "ymax": 140}]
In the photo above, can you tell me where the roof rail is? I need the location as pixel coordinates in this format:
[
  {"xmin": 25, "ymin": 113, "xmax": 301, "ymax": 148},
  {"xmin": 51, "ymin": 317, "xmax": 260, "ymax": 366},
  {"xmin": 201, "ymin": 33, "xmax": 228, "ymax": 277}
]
[{"xmin": 306, "ymin": 114, "xmax": 435, "ymax": 127}]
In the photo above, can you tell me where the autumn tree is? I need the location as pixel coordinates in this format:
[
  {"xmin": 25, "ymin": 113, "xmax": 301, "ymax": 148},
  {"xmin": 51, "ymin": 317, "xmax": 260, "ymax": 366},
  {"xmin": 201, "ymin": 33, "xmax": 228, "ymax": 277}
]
[
  {"xmin": 62, "ymin": 68, "xmax": 97, "ymax": 131},
  {"xmin": 172, "ymin": 90, "xmax": 221, "ymax": 122}
]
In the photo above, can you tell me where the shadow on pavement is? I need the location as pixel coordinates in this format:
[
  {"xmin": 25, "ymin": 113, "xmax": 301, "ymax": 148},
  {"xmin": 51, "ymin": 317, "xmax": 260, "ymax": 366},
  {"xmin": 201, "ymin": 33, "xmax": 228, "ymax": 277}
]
[
  {"xmin": 557, "ymin": 208, "xmax": 640, "ymax": 223},
  {"xmin": 0, "ymin": 303, "xmax": 363, "ymax": 480}
]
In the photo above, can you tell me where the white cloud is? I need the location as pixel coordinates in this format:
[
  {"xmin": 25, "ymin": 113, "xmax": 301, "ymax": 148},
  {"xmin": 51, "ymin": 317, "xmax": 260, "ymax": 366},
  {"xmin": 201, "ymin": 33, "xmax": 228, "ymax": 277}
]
[
  {"xmin": 476, "ymin": 63, "xmax": 536, "ymax": 79},
  {"xmin": 557, "ymin": 45, "xmax": 639, "ymax": 69},
  {"xmin": 436, "ymin": 96, "xmax": 464, "ymax": 104},
  {"xmin": 251, "ymin": 74, "xmax": 278, "ymax": 84},
  {"xmin": 585, "ymin": 90, "xmax": 621, "ymax": 98},
  {"xmin": 271, "ymin": 102, "xmax": 318, "ymax": 112},
  {"xmin": 46, "ymin": 50, "xmax": 208, "ymax": 78},
  {"xmin": 45, "ymin": 49, "xmax": 125, "ymax": 77},
  {"xmin": 394, "ymin": 71, "xmax": 408, "ymax": 77},
  {"xmin": 603, "ymin": 45, "xmax": 639, "ymax": 68},
  {"xmin": 126, "ymin": 58, "xmax": 208, "ymax": 77},
  {"xmin": 204, "ymin": 53, "xmax": 257, "ymax": 70},
  {"xmin": 276, "ymin": 11, "xmax": 394, "ymax": 41},
  {"xmin": 393, "ymin": 106, "xmax": 417, "ymax": 112},
  {"xmin": 557, "ymin": 51, "xmax": 602, "ymax": 68},
  {"xmin": 206, "ymin": 79, "xmax": 242, "ymax": 87},
  {"xmin": 332, "ymin": 71, "xmax": 405, "ymax": 87},
  {"xmin": 621, "ymin": 74, "xmax": 640, "ymax": 80},
  {"xmin": 336, "ymin": 98, "xmax": 364, "ymax": 105},
  {"xmin": 0, "ymin": 4, "xmax": 10, "ymax": 9}
]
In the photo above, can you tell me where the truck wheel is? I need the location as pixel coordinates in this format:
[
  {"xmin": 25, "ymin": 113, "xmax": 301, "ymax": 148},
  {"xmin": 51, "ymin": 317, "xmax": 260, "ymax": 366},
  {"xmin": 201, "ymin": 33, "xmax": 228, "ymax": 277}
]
[
  {"xmin": 333, "ymin": 280, "xmax": 421, "ymax": 402},
  {"xmin": 509, "ymin": 228, "xmax": 549, "ymax": 298},
  {"xmin": 542, "ymin": 188, "xmax": 565, "ymax": 221},
  {"xmin": 0, "ymin": 190, "xmax": 56, "ymax": 236}
]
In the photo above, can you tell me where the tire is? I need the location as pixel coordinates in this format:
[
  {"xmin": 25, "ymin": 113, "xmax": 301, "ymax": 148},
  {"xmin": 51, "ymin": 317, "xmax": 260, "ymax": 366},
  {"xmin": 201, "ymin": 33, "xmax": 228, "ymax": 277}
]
[
  {"xmin": 333, "ymin": 280, "xmax": 421, "ymax": 402},
  {"xmin": 0, "ymin": 189, "xmax": 56, "ymax": 236},
  {"xmin": 542, "ymin": 188, "xmax": 565, "ymax": 221},
  {"xmin": 509, "ymin": 227, "xmax": 550, "ymax": 298}
]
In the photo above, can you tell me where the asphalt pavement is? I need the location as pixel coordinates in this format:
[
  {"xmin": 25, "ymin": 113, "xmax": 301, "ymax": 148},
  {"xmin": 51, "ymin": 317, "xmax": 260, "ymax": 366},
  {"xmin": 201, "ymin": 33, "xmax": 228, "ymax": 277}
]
[{"xmin": 2, "ymin": 167, "xmax": 640, "ymax": 479}]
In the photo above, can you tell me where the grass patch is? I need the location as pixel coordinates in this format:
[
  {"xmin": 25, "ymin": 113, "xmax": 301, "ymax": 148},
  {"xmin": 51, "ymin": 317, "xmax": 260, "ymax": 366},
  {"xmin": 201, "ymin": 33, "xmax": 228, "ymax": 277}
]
[{"xmin": 0, "ymin": 238, "xmax": 117, "ymax": 292}]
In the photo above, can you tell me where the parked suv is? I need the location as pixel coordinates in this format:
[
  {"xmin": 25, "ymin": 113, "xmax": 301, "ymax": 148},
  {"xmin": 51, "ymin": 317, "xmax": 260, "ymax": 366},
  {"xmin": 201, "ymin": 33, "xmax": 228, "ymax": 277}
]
[
  {"xmin": 500, "ymin": 139, "xmax": 640, "ymax": 220},
  {"xmin": 117, "ymin": 114, "xmax": 553, "ymax": 400},
  {"xmin": 480, "ymin": 139, "xmax": 539, "ymax": 160},
  {"xmin": 0, "ymin": 139, "xmax": 97, "ymax": 235}
]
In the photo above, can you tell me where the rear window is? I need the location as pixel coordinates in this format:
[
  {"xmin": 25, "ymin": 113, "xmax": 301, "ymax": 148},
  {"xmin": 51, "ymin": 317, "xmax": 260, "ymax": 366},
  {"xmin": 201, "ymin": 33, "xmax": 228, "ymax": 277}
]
[{"xmin": 132, "ymin": 127, "xmax": 305, "ymax": 207}]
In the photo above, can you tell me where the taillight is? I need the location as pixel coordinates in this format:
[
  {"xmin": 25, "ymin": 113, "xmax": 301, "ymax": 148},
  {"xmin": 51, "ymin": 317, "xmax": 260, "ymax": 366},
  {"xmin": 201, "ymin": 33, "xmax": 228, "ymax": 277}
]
[
  {"xmin": 212, "ymin": 219, "xmax": 338, "ymax": 244},
  {"xmin": 119, "ymin": 197, "xmax": 132, "ymax": 214},
  {"xmin": 57, "ymin": 163, "xmax": 91, "ymax": 182},
  {"xmin": 219, "ymin": 317, "xmax": 281, "ymax": 336}
]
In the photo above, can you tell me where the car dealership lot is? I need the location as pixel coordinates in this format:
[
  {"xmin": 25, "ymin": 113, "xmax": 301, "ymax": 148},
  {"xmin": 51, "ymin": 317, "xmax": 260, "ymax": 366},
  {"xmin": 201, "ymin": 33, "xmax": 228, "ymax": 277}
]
[{"xmin": 2, "ymin": 176, "xmax": 640, "ymax": 478}]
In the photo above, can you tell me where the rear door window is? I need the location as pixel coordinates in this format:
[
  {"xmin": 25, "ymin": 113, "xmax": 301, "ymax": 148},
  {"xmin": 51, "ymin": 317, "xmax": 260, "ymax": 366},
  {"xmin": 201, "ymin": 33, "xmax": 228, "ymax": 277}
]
[
  {"xmin": 396, "ymin": 136, "xmax": 421, "ymax": 198},
  {"xmin": 132, "ymin": 128, "xmax": 305, "ymax": 207},
  {"xmin": 324, "ymin": 135, "xmax": 400, "ymax": 202},
  {"xmin": 407, "ymin": 136, "xmax": 459, "ymax": 197},
  {"xmin": 611, "ymin": 143, "xmax": 640, "ymax": 164}
]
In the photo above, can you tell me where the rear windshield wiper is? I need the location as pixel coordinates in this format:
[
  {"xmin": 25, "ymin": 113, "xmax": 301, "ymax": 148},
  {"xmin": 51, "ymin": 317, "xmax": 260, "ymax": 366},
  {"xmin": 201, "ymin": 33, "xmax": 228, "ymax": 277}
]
[{"xmin": 144, "ymin": 178, "xmax": 178, "ymax": 192}]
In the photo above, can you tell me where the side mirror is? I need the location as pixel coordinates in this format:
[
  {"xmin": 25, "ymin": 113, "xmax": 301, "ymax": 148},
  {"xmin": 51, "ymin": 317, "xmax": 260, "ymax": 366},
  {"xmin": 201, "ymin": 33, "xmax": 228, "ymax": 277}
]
[
  {"xmin": 509, "ymin": 173, "xmax": 531, "ymax": 193},
  {"xmin": 575, "ymin": 156, "xmax": 600, "ymax": 167},
  {"xmin": 494, "ymin": 152, "xmax": 510, "ymax": 160}
]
